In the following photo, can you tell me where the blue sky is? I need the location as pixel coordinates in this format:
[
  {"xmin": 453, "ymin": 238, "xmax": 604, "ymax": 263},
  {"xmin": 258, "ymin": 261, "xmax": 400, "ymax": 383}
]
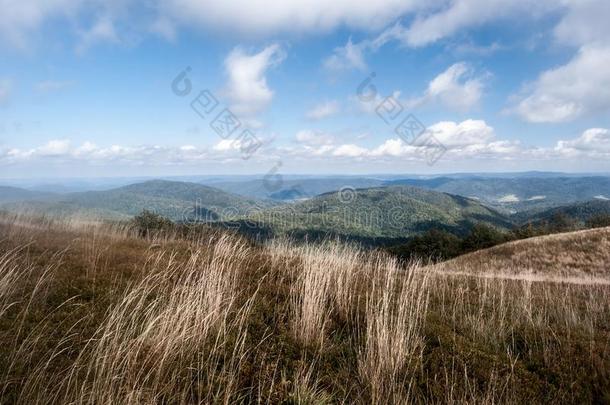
[{"xmin": 1, "ymin": 0, "xmax": 610, "ymax": 178}]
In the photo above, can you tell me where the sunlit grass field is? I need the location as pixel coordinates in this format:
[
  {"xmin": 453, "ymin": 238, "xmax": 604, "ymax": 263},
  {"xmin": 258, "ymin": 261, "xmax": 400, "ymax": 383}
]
[{"xmin": 0, "ymin": 213, "xmax": 608, "ymax": 404}]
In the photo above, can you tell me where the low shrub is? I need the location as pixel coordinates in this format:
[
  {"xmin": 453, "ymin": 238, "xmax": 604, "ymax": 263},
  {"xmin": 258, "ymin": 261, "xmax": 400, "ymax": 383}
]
[{"xmin": 131, "ymin": 210, "xmax": 174, "ymax": 237}]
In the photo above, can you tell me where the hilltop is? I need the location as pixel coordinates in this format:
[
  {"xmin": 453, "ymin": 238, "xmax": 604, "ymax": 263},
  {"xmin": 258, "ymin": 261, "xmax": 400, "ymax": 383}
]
[
  {"xmin": 252, "ymin": 185, "xmax": 512, "ymax": 242},
  {"xmin": 0, "ymin": 186, "xmax": 56, "ymax": 204},
  {"xmin": 1, "ymin": 180, "xmax": 273, "ymax": 221},
  {"xmin": 434, "ymin": 226, "xmax": 610, "ymax": 283},
  {"xmin": 515, "ymin": 199, "xmax": 610, "ymax": 226},
  {"xmin": 208, "ymin": 177, "xmax": 385, "ymax": 200},
  {"xmin": 388, "ymin": 176, "xmax": 610, "ymax": 212}
]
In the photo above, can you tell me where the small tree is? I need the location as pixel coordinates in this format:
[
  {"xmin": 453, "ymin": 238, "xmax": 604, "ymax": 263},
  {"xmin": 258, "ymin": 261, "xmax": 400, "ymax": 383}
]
[
  {"xmin": 461, "ymin": 223, "xmax": 507, "ymax": 253},
  {"xmin": 547, "ymin": 212, "xmax": 576, "ymax": 233},
  {"xmin": 132, "ymin": 210, "xmax": 173, "ymax": 237},
  {"xmin": 586, "ymin": 214, "xmax": 610, "ymax": 229},
  {"xmin": 390, "ymin": 229, "xmax": 462, "ymax": 262},
  {"xmin": 511, "ymin": 221, "xmax": 546, "ymax": 240}
]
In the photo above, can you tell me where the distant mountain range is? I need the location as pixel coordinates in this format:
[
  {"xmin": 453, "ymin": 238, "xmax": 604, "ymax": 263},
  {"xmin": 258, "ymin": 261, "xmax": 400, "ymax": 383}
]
[
  {"xmin": 0, "ymin": 186, "xmax": 57, "ymax": 204},
  {"xmin": 0, "ymin": 180, "xmax": 510, "ymax": 243},
  {"xmin": 1, "ymin": 180, "xmax": 274, "ymax": 221},
  {"xmin": 513, "ymin": 200, "xmax": 610, "ymax": 225},
  {"xmin": 386, "ymin": 176, "xmax": 610, "ymax": 213},
  {"xmin": 208, "ymin": 177, "xmax": 385, "ymax": 200},
  {"xmin": 2, "ymin": 174, "xmax": 610, "ymax": 244},
  {"xmin": 199, "ymin": 175, "xmax": 610, "ymax": 215}
]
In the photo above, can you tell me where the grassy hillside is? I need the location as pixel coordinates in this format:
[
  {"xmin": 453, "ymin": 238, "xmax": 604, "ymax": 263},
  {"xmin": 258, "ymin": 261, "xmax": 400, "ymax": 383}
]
[
  {"xmin": 0, "ymin": 214, "xmax": 608, "ymax": 403},
  {"xmin": 434, "ymin": 226, "xmax": 610, "ymax": 280},
  {"xmin": 251, "ymin": 185, "xmax": 512, "ymax": 241},
  {"xmin": 2, "ymin": 180, "xmax": 273, "ymax": 221}
]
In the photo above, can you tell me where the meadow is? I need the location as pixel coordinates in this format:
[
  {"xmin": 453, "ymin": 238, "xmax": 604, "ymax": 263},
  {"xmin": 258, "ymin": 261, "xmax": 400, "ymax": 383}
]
[{"xmin": 0, "ymin": 212, "xmax": 608, "ymax": 404}]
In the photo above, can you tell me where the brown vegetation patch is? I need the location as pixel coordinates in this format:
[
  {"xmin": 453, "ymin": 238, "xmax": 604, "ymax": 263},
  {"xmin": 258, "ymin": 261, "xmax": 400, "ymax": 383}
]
[{"xmin": 0, "ymin": 214, "xmax": 608, "ymax": 404}]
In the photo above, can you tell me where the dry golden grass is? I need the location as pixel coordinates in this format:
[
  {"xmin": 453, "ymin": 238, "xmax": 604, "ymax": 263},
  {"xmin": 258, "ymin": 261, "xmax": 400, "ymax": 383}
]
[
  {"xmin": 282, "ymin": 242, "xmax": 367, "ymax": 348},
  {"xmin": 434, "ymin": 226, "xmax": 610, "ymax": 281},
  {"xmin": 41, "ymin": 236, "xmax": 257, "ymax": 404},
  {"xmin": 359, "ymin": 260, "xmax": 429, "ymax": 404},
  {"xmin": 0, "ymin": 214, "xmax": 608, "ymax": 404}
]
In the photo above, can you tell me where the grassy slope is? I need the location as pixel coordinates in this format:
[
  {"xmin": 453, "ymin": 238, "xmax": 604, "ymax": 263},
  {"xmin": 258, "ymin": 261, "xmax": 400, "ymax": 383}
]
[
  {"xmin": 253, "ymin": 185, "xmax": 512, "ymax": 239},
  {"xmin": 434, "ymin": 226, "xmax": 610, "ymax": 280},
  {"xmin": 0, "ymin": 216, "xmax": 608, "ymax": 403}
]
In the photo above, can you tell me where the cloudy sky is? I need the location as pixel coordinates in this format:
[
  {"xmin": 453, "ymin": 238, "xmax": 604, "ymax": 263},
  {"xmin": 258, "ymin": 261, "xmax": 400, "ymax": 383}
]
[{"xmin": 1, "ymin": 0, "xmax": 610, "ymax": 178}]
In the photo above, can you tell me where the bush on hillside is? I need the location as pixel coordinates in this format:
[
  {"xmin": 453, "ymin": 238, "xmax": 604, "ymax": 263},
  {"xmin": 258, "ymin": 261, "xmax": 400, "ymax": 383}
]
[
  {"xmin": 389, "ymin": 225, "xmax": 509, "ymax": 263},
  {"xmin": 586, "ymin": 214, "xmax": 610, "ymax": 229},
  {"xmin": 511, "ymin": 222, "xmax": 548, "ymax": 240},
  {"xmin": 132, "ymin": 210, "xmax": 174, "ymax": 237},
  {"xmin": 546, "ymin": 212, "xmax": 577, "ymax": 233},
  {"xmin": 390, "ymin": 229, "xmax": 462, "ymax": 262},
  {"xmin": 461, "ymin": 223, "xmax": 507, "ymax": 253},
  {"xmin": 389, "ymin": 211, "xmax": 605, "ymax": 264}
]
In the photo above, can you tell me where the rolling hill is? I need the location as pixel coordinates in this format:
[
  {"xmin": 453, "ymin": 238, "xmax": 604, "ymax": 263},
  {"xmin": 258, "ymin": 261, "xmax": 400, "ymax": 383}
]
[
  {"xmin": 387, "ymin": 176, "xmax": 610, "ymax": 212},
  {"xmin": 3, "ymin": 180, "xmax": 518, "ymax": 243},
  {"xmin": 249, "ymin": 185, "xmax": 512, "ymax": 242},
  {"xmin": 1, "ymin": 180, "xmax": 274, "ymax": 221},
  {"xmin": 0, "ymin": 186, "xmax": 56, "ymax": 204},
  {"xmin": 207, "ymin": 176, "xmax": 386, "ymax": 201},
  {"xmin": 433, "ymin": 226, "xmax": 610, "ymax": 281},
  {"xmin": 514, "ymin": 199, "xmax": 610, "ymax": 225}
]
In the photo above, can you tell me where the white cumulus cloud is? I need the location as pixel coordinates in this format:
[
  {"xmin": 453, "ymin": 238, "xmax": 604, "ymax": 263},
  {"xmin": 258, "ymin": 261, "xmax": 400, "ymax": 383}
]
[
  {"xmin": 427, "ymin": 119, "xmax": 494, "ymax": 147},
  {"xmin": 553, "ymin": 0, "xmax": 610, "ymax": 48},
  {"xmin": 37, "ymin": 139, "xmax": 71, "ymax": 156},
  {"xmin": 512, "ymin": 46, "xmax": 610, "ymax": 123},
  {"xmin": 0, "ymin": 0, "xmax": 82, "ymax": 49},
  {"xmin": 555, "ymin": 128, "xmax": 610, "ymax": 155},
  {"xmin": 323, "ymin": 38, "xmax": 368, "ymax": 72},
  {"xmin": 332, "ymin": 144, "xmax": 368, "ymax": 158},
  {"xmin": 224, "ymin": 43, "xmax": 286, "ymax": 117},
  {"xmin": 3, "ymin": 125, "xmax": 610, "ymax": 169},
  {"xmin": 421, "ymin": 62, "xmax": 486, "ymax": 111},
  {"xmin": 351, "ymin": 63, "xmax": 485, "ymax": 113},
  {"xmin": 76, "ymin": 17, "xmax": 120, "ymax": 53},
  {"xmin": 162, "ymin": 0, "xmax": 422, "ymax": 36}
]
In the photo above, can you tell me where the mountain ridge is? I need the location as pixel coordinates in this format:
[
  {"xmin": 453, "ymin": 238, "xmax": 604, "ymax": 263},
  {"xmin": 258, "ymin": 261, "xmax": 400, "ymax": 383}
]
[
  {"xmin": 248, "ymin": 185, "xmax": 512, "ymax": 242},
  {"xmin": 1, "ymin": 180, "xmax": 274, "ymax": 221}
]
